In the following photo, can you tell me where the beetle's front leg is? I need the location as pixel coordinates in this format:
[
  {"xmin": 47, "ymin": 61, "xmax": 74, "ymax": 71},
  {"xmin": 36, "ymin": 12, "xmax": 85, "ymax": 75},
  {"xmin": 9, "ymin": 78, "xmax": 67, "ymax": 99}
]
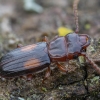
[
  {"xmin": 43, "ymin": 36, "xmax": 48, "ymax": 43},
  {"xmin": 42, "ymin": 66, "xmax": 51, "ymax": 83},
  {"xmin": 56, "ymin": 62, "xmax": 68, "ymax": 73}
]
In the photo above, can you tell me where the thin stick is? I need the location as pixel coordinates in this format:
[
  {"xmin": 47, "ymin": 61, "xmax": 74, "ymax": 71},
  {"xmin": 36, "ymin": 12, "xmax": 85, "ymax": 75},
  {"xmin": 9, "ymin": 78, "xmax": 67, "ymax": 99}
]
[{"xmin": 73, "ymin": 0, "xmax": 80, "ymax": 33}]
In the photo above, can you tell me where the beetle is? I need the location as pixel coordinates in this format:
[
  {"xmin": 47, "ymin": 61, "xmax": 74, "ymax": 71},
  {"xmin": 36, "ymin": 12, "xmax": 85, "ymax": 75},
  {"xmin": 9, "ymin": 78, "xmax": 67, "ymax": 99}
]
[
  {"xmin": 0, "ymin": 33, "xmax": 91, "ymax": 80},
  {"xmin": 0, "ymin": 32, "xmax": 100, "ymax": 81},
  {"xmin": 0, "ymin": 0, "xmax": 100, "ymax": 81}
]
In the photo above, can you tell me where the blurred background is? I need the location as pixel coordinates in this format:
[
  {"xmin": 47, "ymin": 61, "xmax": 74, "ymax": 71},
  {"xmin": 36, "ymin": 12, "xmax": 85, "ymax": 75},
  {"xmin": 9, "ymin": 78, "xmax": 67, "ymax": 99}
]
[{"xmin": 0, "ymin": 0, "xmax": 100, "ymax": 54}]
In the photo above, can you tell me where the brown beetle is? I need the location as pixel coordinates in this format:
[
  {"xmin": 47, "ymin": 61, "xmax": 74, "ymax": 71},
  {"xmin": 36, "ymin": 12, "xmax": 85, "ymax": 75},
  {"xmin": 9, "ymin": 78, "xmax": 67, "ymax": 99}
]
[
  {"xmin": 0, "ymin": 0, "xmax": 100, "ymax": 81},
  {"xmin": 0, "ymin": 33, "xmax": 91, "ymax": 80}
]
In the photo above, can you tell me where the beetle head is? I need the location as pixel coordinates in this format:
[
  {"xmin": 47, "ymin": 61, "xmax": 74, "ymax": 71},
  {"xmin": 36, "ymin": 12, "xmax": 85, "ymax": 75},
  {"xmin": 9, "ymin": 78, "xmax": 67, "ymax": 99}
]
[
  {"xmin": 79, "ymin": 34, "xmax": 90, "ymax": 52},
  {"xmin": 65, "ymin": 33, "xmax": 91, "ymax": 59},
  {"xmin": 73, "ymin": 34, "xmax": 91, "ymax": 58}
]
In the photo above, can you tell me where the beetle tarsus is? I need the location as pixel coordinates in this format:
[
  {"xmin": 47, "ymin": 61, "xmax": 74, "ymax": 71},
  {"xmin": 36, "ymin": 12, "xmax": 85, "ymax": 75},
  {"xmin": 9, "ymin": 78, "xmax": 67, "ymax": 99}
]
[{"xmin": 42, "ymin": 66, "xmax": 51, "ymax": 83}]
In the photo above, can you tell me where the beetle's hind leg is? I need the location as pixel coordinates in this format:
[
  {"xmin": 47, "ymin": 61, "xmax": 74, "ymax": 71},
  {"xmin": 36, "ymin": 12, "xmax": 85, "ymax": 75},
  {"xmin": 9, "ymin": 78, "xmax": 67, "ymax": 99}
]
[
  {"xmin": 42, "ymin": 66, "xmax": 51, "ymax": 83},
  {"xmin": 56, "ymin": 62, "xmax": 68, "ymax": 73}
]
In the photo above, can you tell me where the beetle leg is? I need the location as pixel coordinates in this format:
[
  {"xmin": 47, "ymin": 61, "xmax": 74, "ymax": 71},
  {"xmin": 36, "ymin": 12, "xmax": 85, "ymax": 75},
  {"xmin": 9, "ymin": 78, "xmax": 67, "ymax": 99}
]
[
  {"xmin": 56, "ymin": 62, "xmax": 68, "ymax": 73},
  {"xmin": 20, "ymin": 74, "xmax": 33, "ymax": 81},
  {"xmin": 17, "ymin": 44, "xmax": 23, "ymax": 48},
  {"xmin": 20, "ymin": 75, "xmax": 27, "ymax": 79},
  {"xmin": 26, "ymin": 74, "xmax": 33, "ymax": 81},
  {"xmin": 43, "ymin": 36, "xmax": 48, "ymax": 42},
  {"xmin": 42, "ymin": 66, "xmax": 51, "ymax": 83}
]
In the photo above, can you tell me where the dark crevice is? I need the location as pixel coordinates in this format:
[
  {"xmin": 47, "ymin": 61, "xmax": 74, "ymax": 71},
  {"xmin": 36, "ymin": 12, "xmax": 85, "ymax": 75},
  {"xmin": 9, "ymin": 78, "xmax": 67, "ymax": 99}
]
[{"xmin": 53, "ymin": 74, "xmax": 85, "ymax": 89}]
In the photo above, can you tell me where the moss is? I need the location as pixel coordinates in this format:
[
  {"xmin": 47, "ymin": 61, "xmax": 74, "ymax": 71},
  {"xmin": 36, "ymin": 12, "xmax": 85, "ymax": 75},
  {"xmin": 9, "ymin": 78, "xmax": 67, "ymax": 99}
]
[
  {"xmin": 41, "ymin": 87, "xmax": 47, "ymax": 92},
  {"xmin": 90, "ymin": 76, "xmax": 100, "ymax": 84}
]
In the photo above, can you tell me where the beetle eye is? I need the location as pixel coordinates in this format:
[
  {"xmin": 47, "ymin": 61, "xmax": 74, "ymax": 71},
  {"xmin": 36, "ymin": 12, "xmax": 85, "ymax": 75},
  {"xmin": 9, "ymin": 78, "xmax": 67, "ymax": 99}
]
[{"xmin": 73, "ymin": 54, "xmax": 78, "ymax": 59}]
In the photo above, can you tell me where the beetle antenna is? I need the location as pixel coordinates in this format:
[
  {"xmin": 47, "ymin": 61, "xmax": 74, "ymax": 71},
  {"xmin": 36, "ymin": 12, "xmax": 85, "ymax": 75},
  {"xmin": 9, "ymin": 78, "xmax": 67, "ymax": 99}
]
[
  {"xmin": 73, "ymin": 0, "xmax": 80, "ymax": 33},
  {"xmin": 81, "ymin": 52, "xmax": 100, "ymax": 75},
  {"xmin": 85, "ymin": 55, "xmax": 100, "ymax": 75}
]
